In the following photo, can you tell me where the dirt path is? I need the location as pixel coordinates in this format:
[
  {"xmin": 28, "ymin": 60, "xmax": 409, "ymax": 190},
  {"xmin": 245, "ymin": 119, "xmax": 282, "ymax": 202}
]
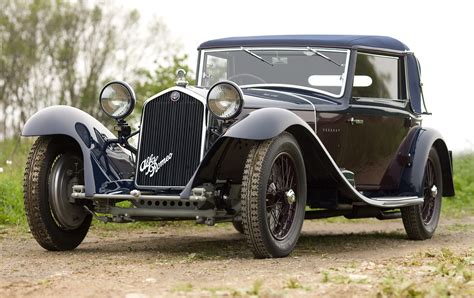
[{"xmin": 1, "ymin": 217, "xmax": 473, "ymax": 297}]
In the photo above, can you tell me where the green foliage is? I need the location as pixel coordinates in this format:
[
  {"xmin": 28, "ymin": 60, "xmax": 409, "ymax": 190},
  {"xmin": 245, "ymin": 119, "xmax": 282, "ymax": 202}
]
[
  {"xmin": 285, "ymin": 278, "xmax": 304, "ymax": 289},
  {"xmin": 376, "ymin": 248, "xmax": 474, "ymax": 297},
  {"xmin": 247, "ymin": 279, "xmax": 263, "ymax": 296},
  {"xmin": 133, "ymin": 55, "xmax": 195, "ymax": 108},
  {"xmin": 443, "ymin": 153, "xmax": 474, "ymax": 217},
  {"xmin": 0, "ymin": 138, "xmax": 31, "ymax": 225},
  {"xmin": 0, "ymin": 0, "xmax": 176, "ymax": 137}
]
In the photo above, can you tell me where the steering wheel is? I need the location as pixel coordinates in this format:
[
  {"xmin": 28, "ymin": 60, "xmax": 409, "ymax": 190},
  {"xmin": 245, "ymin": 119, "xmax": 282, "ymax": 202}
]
[{"xmin": 228, "ymin": 73, "xmax": 267, "ymax": 85}]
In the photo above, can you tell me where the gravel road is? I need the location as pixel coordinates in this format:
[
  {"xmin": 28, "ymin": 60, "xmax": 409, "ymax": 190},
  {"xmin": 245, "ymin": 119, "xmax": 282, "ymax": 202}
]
[{"xmin": 1, "ymin": 216, "xmax": 473, "ymax": 297}]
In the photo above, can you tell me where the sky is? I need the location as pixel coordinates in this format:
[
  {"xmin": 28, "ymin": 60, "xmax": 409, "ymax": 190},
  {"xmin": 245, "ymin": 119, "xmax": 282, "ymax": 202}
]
[{"xmin": 117, "ymin": 0, "xmax": 473, "ymax": 152}]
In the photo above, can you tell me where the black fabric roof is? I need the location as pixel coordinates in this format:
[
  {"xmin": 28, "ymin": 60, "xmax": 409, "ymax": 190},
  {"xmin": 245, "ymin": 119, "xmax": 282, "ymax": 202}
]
[{"xmin": 198, "ymin": 35, "xmax": 409, "ymax": 51}]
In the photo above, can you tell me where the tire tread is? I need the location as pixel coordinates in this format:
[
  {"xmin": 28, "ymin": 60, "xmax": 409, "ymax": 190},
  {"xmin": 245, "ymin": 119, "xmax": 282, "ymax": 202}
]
[
  {"xmin": 241, "ymin": 139, "xmax": 274, "ymax": 258},
  {"xmin": 23, "ymin": 136, "xmax": 90, "ymax": 251}
]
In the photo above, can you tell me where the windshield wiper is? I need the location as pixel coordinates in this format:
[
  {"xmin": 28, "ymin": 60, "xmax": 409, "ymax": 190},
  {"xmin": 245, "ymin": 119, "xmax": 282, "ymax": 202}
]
[
  {"xmin": 307, "ymin": 47, "xmax": 343, "ymax": 67},
  {"xmin": 241, "ymin": 47, "xmax": 273, "ymax": 66}
]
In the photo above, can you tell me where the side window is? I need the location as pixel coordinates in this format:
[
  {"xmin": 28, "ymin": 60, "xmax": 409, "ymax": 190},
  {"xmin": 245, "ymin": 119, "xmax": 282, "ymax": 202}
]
[{"xmin": 352, "ymin": 53, "xmax": 402, "ymax": 100}]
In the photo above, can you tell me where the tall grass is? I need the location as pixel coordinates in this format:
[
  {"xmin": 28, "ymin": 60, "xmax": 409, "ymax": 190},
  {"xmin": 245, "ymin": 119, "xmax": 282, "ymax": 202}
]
[
  {"xmin": 0, "ymin": 138, "xmax": 473, "ymax": 226},
  {"xmin": 0, "ymin": 137, "xmax": 32, "ymax": 225},
  {"xmin": 444, "ymin": 153, "xmax": 474, "ymax": 217}
]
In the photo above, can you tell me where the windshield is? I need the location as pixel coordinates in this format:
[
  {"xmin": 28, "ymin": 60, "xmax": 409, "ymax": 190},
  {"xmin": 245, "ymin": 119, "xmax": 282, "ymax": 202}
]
[{"xmin": 198, "ymin": 47, "xmax": 349, "ymax": 97}]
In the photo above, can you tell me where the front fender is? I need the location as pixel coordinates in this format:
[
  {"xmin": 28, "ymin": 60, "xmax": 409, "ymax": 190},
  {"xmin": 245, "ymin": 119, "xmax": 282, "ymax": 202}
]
[
  {"xmin": 225, "ymin": 108, "xmax": 315, "ymax": 140},
  {"xmin": 399, "ymin": 127, "xmax": 455, "ymax": 197},
  {"xmin": 180, "ymin": 108, "xmax": 315, "ymax": 197},
  {"xmin": 22, "ymin": 105, "xmax": 134, "ymax": 196}
]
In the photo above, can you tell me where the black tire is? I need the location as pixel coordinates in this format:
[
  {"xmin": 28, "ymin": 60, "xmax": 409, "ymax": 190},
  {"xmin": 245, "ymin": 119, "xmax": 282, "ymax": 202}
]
[
  {"xmin": 241, "ymin": 132, "xmax": 307, "ymax": 258},
  {"xmin": 23, "ymin": 136, "xmax": 92, "ymax": 251},
  {"xmin": 232, "ymin": 220, "xmax": 244, "ymax": 234},
  {"xmin": 401, "ymin": 148, "xmax": 443, "ymax": 240}
]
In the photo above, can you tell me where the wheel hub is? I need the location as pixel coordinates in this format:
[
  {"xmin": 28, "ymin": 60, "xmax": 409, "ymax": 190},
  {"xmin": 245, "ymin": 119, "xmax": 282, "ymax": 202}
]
[
  {"xmin": 430, "ymin": 185, "xmax": 438, "ymax": 198},
  {"xmin": 50, "ymin": 155, "xmax": 87, "ymax": 230},
  {"xmin": 285, "ymin": 189, "xmax": 296, "ymax": 204}
]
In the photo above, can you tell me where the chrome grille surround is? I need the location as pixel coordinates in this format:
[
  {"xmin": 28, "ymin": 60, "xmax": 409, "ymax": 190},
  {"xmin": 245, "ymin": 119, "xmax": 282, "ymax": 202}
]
[{"xmin": 135, "ymin": 87, "xmax": 207, "ymax": 190}]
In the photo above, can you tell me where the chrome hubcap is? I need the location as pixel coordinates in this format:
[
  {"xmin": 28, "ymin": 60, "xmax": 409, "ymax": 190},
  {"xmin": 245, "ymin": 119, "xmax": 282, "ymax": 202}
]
[
  {"xmin": 285, "ymin": 189, "xmax": 296, "ymax": 204},
  {"xmin": 430, "ymin": 185, "xmax": 438, "ymax": 198}
]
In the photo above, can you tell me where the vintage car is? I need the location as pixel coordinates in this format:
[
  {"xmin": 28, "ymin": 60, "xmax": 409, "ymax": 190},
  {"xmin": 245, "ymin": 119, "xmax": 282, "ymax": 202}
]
[{"xmin": 22, "ymin": 35, "xmax": 454, "ymax": 258}]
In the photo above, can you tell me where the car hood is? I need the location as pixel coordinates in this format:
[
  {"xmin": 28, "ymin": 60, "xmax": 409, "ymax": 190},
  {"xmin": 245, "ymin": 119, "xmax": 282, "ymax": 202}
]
[{"xmin": 188, "ymin": 86, "xmax": 339, "ymax": 111}]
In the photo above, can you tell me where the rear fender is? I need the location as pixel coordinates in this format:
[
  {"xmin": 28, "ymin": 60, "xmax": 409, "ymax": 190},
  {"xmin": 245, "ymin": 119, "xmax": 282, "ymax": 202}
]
[
  {"xmin": 22, "ymin": 105, "xmax": 135, "ymax": 196},
  {"xmin": 399, "ymin": 128, "xmax": 455, "ymax": 197}
]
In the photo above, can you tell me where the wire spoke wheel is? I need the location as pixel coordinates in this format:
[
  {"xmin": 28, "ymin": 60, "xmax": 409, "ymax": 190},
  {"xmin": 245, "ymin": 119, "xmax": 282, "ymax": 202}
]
[
  {"xmin": 421, "ymin": 159, "xmax": 437, "ymax": 224},
  {"xmin": 241, "ymin": 132, "xmax": 306, "ymax": 258},
  {"xmin": 401, "ymin": 148, "xmax": 443, "ymax": 240},
  {"xmin": 266, "ymin": 153, "xmax": 297, "ymax": 240}
]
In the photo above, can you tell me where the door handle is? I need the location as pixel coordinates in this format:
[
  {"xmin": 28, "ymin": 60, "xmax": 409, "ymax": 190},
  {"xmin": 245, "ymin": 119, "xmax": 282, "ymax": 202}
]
[{"xmin": 347, "ymin": 117, "xmax": 364, "ymax": 125}]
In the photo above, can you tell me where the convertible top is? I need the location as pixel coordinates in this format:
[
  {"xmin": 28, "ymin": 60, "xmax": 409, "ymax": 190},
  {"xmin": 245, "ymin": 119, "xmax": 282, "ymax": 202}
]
[
  {"xmin": 198, "ymin": 34, "xmax": 423, "ymax": 113},
  {"xmin": 198, "ymin": 35, "xmax": 410, "ymax": 52}
]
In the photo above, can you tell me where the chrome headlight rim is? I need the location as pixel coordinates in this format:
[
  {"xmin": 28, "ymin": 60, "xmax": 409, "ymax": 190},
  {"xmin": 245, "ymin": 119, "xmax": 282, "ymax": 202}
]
[
  {"xmin": 206, "ymin": 80, "xmax": 244, "ymax": 120},
  {"xmin": 99, "ymin": 80, "xmax": 136, "ymax": 120}
]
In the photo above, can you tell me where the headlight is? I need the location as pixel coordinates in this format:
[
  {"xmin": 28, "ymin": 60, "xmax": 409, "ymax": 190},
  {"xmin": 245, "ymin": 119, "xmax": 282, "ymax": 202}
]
[
  {"xmin": 99, "ymin": 81, "xmax": 136, "ymax": 120},
  {"xmin": 206, "ymin": 81, "xmax": 244, "ymax": 120}
]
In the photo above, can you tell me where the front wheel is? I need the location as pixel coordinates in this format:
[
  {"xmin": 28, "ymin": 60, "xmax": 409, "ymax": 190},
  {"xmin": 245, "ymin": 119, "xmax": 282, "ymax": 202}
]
[
  {"xmin": 23, "ymin": 136, "xmax": 91, "ymax": 250},
  {"xmin": 241, "ymin": 132, "xmax": 307, "ymax": 258},
  {"xmin": 401, "ymin": 148, "xmax": 443, "ymax": 240},
  {"xmin": 232, "ymin": 220, "xmax": 244, "ymax": 234}
]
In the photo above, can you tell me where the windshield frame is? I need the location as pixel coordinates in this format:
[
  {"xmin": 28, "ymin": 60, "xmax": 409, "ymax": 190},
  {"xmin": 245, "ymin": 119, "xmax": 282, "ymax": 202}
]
[{"xmin": 197, "ymin": 47, "xmax": 351, "ymax": 98}]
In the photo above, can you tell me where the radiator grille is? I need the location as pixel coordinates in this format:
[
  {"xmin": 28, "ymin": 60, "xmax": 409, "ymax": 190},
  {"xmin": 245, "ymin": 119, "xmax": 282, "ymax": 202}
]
[{"xmin": 135, "ymin": 91, "xmax": 204, "ymax": 188}]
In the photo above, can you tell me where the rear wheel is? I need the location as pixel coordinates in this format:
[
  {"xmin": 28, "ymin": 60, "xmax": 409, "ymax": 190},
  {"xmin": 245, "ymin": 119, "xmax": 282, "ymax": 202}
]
[
  {"xmin": 23, "ymin": 136, "xmax": 91, "ymax": 250},
  {"xmin": 241, "ymin": 132, "xmax": 306, "ymax": 258},
  {"xmin": 401, "ymin": 148, "xmax": 442, "ymax": 240}
]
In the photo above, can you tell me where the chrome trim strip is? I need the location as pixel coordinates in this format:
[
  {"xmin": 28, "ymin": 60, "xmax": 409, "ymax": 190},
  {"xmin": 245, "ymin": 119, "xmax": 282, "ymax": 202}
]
[
  {"xmin": 109, "ymin": 207, "xmax": 216, "ymax": 219},
  {"xmin": 353, "ymin": 46, "xmax": 410, "ymax": 55},
  {"xmin": 197, "ymin": 47, "xmax": 350, "ymax": 98},
  {"xmin": 134, "ymin": 86, "xmax": 207, "ymax": 190},
  {"xmin": 370, "ymin": 196, "xmax": 424, "ymax": 207},
  {"xmin": 241, "ymin": 83, "xmax": 338, "ymax": 99},
  {"xmin": 74, "ymin": 193, "xmax": 183, "ymax": 201},
  {"xmin": 302, "ymin": 125, "xmax": 423, "ymax": 208},
  {"xmin": 74, "ymin": 188, "xmax": 208, "ymax": 202}
]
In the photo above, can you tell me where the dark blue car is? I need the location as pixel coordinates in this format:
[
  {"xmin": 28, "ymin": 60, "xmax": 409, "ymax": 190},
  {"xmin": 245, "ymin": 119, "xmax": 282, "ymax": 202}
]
[{"xmin": 22, "ymin": 35, "xmax": 454, "ymax": 258}]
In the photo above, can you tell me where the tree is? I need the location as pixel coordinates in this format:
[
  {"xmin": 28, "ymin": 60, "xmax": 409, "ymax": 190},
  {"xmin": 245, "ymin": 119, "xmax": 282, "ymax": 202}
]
[
  {"xmin": 0, "ymin": 0, "xmax": 182, "ymax": 139},
  {"xmin": 133, "ymin": 55, "xmax": 196, "ymax": 109}
]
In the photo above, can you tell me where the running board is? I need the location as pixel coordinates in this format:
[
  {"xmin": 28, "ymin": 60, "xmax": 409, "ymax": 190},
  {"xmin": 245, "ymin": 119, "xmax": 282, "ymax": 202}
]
[{"xmin": 362, "ymin": 196, "xmax": 424, "ymax": 208}]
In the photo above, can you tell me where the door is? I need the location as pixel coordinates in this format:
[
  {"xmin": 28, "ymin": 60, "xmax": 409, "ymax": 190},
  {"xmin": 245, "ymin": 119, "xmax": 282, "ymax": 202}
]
[{"xmin": 338, "ymin": 52, "xmax": 412, "ymax": 190}]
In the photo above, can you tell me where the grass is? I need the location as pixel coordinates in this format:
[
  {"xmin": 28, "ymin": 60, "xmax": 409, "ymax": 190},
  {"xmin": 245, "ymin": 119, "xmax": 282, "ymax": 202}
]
[
  {"xmin": 443, "ymin": 153, "xmax": 474, "ymax": 217},
  {"xmin": 0, "ymin": 137, "xmax": 473, "ymax": 227},
  {"xmin": 375, "ymin": 248, "xmax": 474, "ymax": 297},
  {"xmin": 0, "ymin": 137, "xmax": 32, "ymax": 226}
]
